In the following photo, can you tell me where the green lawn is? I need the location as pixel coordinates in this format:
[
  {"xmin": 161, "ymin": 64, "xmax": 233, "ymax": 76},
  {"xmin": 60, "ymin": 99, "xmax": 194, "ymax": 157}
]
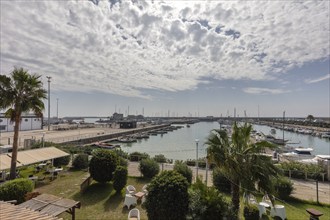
[{"xmin": 34, "ymin": 170, "xmax": 330, "ymax": 220}]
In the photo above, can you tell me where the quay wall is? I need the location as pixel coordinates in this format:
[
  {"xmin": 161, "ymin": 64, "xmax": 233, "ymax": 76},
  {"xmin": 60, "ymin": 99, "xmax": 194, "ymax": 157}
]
[{"xmin": 61, "ymin": 124, "xmax": 170, "ymax": 145}]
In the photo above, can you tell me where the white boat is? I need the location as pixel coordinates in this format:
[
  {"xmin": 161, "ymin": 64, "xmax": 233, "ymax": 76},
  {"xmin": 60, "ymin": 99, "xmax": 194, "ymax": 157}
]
[
  {"xmin": 299, "ymin": 155, "xmax": 330, "ymax": 164},
  {"xmin": 282, "ymin": 147, "xmax": 314, "ymax": 161}
]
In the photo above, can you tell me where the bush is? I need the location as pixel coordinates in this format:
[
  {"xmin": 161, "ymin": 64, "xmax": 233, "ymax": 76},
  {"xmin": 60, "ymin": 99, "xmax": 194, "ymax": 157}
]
[
  {"xmin": 153, "ymin": 154, "xmax": 167, "ymax": 163},
  {"xmin": 0, "ymin": 178, "xmax": 34, "ymax": 203},
  {"xmin": 117, "ymin": 156, "xmax": 128, "ymax": 167},
  {"xmin": 145, "ymin": 170, "xmax": 189, "ymax": 220},
  {"xmin": 243, "ymin": 205, "xmax": 259, "ymax": 220},
  {"xmin": 113, "ymin": 166, "xmax": 128, "ymax": 193},
  {"xmin": 188, "ymin": 178, "xmax": 231, "ymax": 220},
  {"xmin": 129, "ymin": 151, "xmax": 149, "ymax": 161},
  {"xmin": 89, "ymin": 149, "xmax": 118, "ymax": 183},
  {"xmin": 279, "ymin": 161, "xmax": 325, "ymax": 180},
  {"xmin": 53, "ymin": 155, "xmax": 70, "ymax": 167},
  {"xmin": 139, "ymin": 158, "xmax": 160, "ymax": 179},
  {"xmin": 173, "ymin": 160, "xmax": 193, "ymax": 184},
  {"xmin": 72, "ymin": 153, "xmax": 89, "ymax": 170},
  {"xmin": 273, "ymin": 176, "xmax": 293, "ymax": 200},
  {"xmin": 213, "ymin": 168, "xmax": 231, "ymax": 193}
]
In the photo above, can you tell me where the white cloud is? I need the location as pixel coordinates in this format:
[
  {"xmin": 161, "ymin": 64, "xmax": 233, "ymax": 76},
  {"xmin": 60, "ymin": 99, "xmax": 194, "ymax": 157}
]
[
  {"xmin": 0, "ymin": 0, "xmax": 329, "ymax": 98},
  {"xmin": 243, "ymin": 87, "xmax": 290, "ymax": 95},
  {"xmin": 305, "ymin": 74, "xmax": 330, "ymax": 84}
]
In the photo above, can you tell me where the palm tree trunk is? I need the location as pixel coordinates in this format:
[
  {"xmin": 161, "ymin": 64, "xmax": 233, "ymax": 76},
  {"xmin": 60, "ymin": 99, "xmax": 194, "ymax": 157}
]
[
  {"xmin": 231, "ymin": 180, "xmax": 240, "ymax": 219},
  {"xmin": 9, "ymin": 115, "xmax": 20, "ymax": 179}
]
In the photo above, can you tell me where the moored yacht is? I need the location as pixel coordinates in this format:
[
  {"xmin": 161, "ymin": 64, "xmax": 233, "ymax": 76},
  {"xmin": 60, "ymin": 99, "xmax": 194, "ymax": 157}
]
[{"xmin": 282, "ymin": 147, "xmax": 314, "ymax": 161}]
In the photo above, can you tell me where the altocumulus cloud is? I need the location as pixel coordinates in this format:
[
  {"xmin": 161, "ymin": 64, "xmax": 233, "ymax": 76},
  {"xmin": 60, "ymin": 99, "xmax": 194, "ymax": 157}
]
[
  {"xmin": 243, "ymin": 87, "xmax": 290, "ymax": 95},
  {"xmin": 0, "ymin": 0, "xmax": 329, "ymax": 98}
]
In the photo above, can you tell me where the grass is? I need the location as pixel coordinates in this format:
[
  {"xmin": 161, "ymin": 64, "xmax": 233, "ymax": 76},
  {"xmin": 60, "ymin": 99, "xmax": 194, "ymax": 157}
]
[{"xmin": 33, "ymin": 169, "xmax": 330, "ymax": 220}]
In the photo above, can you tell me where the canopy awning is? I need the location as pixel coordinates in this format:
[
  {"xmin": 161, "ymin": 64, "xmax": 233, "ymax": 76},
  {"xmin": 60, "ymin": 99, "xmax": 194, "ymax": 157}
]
[{"xmin": 0, "ymin": 147, "xmax": 69, "ymax": 171}]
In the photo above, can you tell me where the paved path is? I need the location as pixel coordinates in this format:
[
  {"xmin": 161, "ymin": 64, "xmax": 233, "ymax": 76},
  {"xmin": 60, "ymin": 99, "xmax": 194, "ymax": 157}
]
[{"xmin": 127, "ymin": 162, "xmax": 330, "ymax": 204}]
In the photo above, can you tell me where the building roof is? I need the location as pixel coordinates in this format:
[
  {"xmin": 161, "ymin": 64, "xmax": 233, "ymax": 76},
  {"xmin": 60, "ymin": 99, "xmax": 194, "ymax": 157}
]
[
  {"xmin": 0, "ymin": 201, "xmax": 61, "ymax": 220},
  {"xmin": 18, "ymin": 194, "xmax": 80, "ymax": 219},
  {"xmin": 0, "ymin": 147, "xmax": 69, "ymax": 171}
]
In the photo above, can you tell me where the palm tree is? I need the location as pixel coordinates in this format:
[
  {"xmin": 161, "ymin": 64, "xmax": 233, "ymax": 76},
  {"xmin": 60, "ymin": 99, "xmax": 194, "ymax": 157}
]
[
  {"xmin": 206, "ymin": 122, "xmax": 279, "ymax": 218},
  {"xmin": 0, "ymin": 67, "xmax": 47, "ymax": 179}
]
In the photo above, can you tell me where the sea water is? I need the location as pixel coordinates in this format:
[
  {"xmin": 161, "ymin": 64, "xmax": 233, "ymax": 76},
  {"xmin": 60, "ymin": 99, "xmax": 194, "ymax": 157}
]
[{"xmin": 120, "ymin": 122, "xmax": 330, "ymax": 160}]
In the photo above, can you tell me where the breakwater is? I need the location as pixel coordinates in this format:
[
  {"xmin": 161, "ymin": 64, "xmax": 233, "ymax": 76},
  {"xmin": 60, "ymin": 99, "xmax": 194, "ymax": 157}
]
[{"xmin": 61, "ymin": 124, "xmax": 170, "ymax": 145}]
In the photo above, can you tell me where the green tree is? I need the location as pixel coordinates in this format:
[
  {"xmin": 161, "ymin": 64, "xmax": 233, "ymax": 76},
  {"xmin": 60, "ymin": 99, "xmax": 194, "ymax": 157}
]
[
  {"xmin": 188, "ymin": 178, "xmax": 231, "ymax": 220},
  {"xmin": 145, "ymin": 170, "xmax": 189, "ymax": 220},
  {"xmin": 139, "ymin": 158, "xmax": 160, "ymax": 179},
  {"xmin": 307, "ymin": 114, "xmax": 314, "ymax": 122},
  {"xmin": 173, "ymin": 160, "xmax": 193, "ymax": 184},
  {"xmin": 206, "ymin": 122, "xmax": 279, "ymax": 218},
  {"xmin": 89, "ymin": 149, "xmax": 118, "ymax": 183},
  {"xmin": 0, "ymin": 68, "xmax": 46, "ymax": 179},
  {"xmin": 112, "ymin": 166, "xmax": 128, "ymax": 193}
]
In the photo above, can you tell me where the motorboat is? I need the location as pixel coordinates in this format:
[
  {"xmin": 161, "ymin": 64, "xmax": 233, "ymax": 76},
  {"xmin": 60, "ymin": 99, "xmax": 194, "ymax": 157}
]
[
  {"xmin": 282, "ymin": 147, "xmax": 314, "ymax": 160},
  {"xmin": 299, "ymin": 155, "xmax": 330, "ymax": 164}
]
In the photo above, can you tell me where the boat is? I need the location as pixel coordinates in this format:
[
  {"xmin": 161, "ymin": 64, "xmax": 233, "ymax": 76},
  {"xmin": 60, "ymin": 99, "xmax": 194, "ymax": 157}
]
[
  {"xmin": 117, "ymin": 136, "xmax": 137, "ymax": 143},
  {"xmin": 282, "ymin": 147, "xmax": 314, "ymax": 161},
  {"xmin": 299, "ymin": 155, "xmax": 330, "ymax": 164},
  {"xmin": 264, "ymin": 135, "xmax": 288, "ymax": 145},
  {"xmin": 92, "ymin": 142, "xmax": 120, "ymax": 149},
  {"xmin": 270, "ymin": 128, "xmax": 276, "ymax": 135}
]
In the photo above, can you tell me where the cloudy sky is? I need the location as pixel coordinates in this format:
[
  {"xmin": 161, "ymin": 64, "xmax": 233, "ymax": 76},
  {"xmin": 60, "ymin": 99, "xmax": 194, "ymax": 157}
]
[{"xmin": 1, "ymin": 0, "xmax": 329, "ymax": 118}]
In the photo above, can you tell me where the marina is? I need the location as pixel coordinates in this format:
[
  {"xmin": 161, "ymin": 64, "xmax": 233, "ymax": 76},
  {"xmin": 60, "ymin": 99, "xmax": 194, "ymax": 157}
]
[{"xmin": 115, "ymin": 122, "xmax": 330, "ymax": 161}]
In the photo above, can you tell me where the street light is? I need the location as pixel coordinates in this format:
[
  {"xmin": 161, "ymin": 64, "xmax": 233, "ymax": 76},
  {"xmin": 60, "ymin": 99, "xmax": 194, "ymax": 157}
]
[
  {"xmin": 195, "ymin": 139, "xmax": 199, "ymax": 181},
  {"xmin": 42, "ymin": 132, "xmax": 46, "ymax": 148},
  {"xmin": 46, "ymin": 76, "xmax": 52, "ymax": 131}
]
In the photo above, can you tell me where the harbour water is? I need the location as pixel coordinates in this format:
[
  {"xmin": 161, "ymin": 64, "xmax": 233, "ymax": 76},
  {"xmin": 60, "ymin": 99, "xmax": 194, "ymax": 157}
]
[{"xmin": 119, "ymin": 122, "xmax": 330, "ymax": 161}]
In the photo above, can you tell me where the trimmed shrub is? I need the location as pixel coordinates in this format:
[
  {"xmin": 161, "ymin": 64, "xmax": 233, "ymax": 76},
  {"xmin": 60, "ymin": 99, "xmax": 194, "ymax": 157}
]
[
  {"xmin": 273, "ymin": 176, "xmax": 293, "ymax": 200},
  {"xmin": 280, "ymin": 161, "xmax": 325, "ymax": 180},
  {"xmin": 243, "ymin": 205, "xmax": 259, "ymax": 220},
  {"xmin": 53, "ymin": 155, "xmax": 70, "ymax": 167},
  {"xmin": 212, "ymin": 168, "xmax": 231, "ymax": 193},
  {"xmin": 129, "ymin": 151, "xmax": 149, "ymax": 161},
  {"xmin": 0, "ymin": 178, "xmax": 34, "ymax": 203},
  {"xmin": 72, "ymin": 153, "xmax": 89, "ymax": 170},
  {"xmin": 188, "ymin": 178, "xmax": 231, "ymax": 220},
  {"xmin": 139, "ymin": 158, "xmax": 160, "ymax": 179},
  {"xmin": 117, "ymin": 156, "xmax": 128, "ymax": 167},
  {"xmin": 153, "ymin": 154, "xmax": 167, "ymax": 163},
  {"xmin": 173, "ymin": 160, "xmax": 193, "ymax": 184},
  {"xmin": 113, "ymin": 166, "xmax": 128, "ymax": 193},
  {"xmin": 145, "ymin": 170, "xmax": 189, "ymax": 220},
  {"xmin": 89, "ymin": 149, "xmax": 118, "ymax": 183}
]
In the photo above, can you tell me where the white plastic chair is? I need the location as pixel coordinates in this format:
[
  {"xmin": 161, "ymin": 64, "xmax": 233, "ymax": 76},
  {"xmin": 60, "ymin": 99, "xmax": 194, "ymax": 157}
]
[
  {"xmin": 270, "ymin": 204, "xmax": 286, "ymax": 220},
  {"xmin": 124, "ymin": 194, "xmax": 137, "ymax": 209},
  {"xmin": 262, "ymin": 194, "xmax": 273, "ymax": 207},
  {"xmin": 142, "ymin": 184, "xmax": 148, "ymax": 193},
  {"xmin": 128, "ymin": 208, "xmax": 140, "ymax": 220},
  {"xmin": 258, "ymin": 203, "xmax": 267, "ymax": 218},
  {"xmin": 126, "ymin": 185, "xmax": 136, "ymax": 195}
]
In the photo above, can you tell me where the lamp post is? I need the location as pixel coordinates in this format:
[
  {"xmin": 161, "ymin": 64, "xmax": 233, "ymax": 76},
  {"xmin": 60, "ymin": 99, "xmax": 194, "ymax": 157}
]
[
  {"xmin": 42, "ymin": 132, "xmax": 46, "ymax": 148},
  {"xmin": 283, "ymin": 111, "xmax": 285, "ymax": 142},
  {"xmin": 205, "ymin": 155, "xmax": 208, "ymax": 185},
  {"xmin": 56, "ymin": 98, "xmax": 59, "ymax": 120},
  {"xmin": 46, "ymin": 76, "xmax": 52, "ymax": 131},
  {"xmin": 195, "ymin": 139, "xmax": 199, "ymax": 181}
]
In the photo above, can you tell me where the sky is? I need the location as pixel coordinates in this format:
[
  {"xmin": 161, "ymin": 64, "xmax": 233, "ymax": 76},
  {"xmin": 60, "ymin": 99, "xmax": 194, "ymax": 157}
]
[{"xmin": 1, "ymin": 0, "xmax": 329, "ymax": 118}]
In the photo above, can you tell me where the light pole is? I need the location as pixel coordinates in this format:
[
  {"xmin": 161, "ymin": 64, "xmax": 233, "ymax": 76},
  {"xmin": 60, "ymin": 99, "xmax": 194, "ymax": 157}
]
[
  {"xmin": 46, "ymin": 76, "xmax": 52, "ymax": 131},
  {"xmin": 205, "ymin": 156, "xmax": 208, "ymax": 185},
  {"xmin": 56, "ymin": 98, "xmax": 59, "ymax": 120},
  {"xmin": 42, "ymin": 132, "xmax": 46, "ymax": 148},
  {"xmin": 283, "ymin": 111, "xmax": 285, "ymax": 142},
  {"xmin": 195, "ymin": 139, "xmax": 199, "ymax": 181}
]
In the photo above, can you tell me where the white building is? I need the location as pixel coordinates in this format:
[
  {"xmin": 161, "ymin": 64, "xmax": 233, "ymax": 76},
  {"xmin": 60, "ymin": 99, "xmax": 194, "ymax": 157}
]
[{"xmin": 0, "ymin": 113, "xmax": 43, "ymax": 132}]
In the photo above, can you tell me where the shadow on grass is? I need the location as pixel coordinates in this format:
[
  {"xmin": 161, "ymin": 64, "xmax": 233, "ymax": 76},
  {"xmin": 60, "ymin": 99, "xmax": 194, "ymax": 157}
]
[
  {"xmin": 72, "ymin": 182, "xmax": 113, "ymax": 206},
  {"xmin": 103, "ymin": 191, "xmax": 127, "ymax": 213}
]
